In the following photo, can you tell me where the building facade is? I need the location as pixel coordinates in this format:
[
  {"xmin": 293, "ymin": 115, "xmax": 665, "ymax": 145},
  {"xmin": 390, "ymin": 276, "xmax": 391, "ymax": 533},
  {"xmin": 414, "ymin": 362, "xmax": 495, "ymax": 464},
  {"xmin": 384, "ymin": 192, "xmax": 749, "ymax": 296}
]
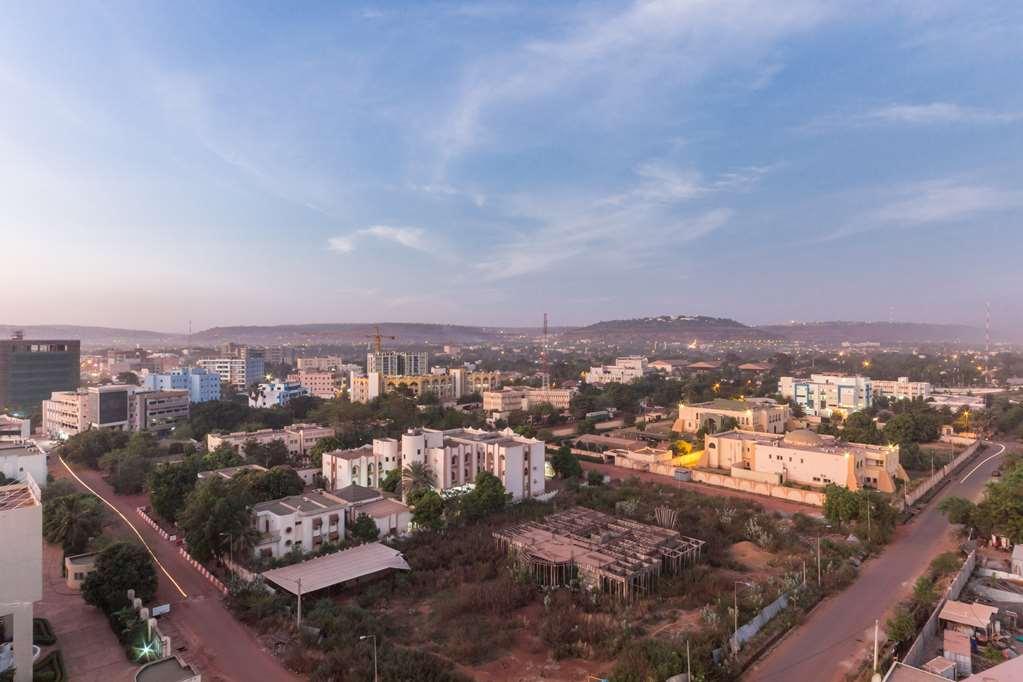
[
  {"xmin": 350, "ymin": 369, "xmax": 501, "ymax": 404},
  {"xmin": 141, "ymin": 367, "xmax": 221, "ymax": 403},
  {"xmin": 0, "ymin": 474, "xmax": 42, "ymax": 682},
  {"xmin": 673, "ymin": 398, "xmax": 789, "ymax": 434},
  {"xmin": 0, "ymin": 415, "xmax": 31, "ymax": 440},
  {"xmin": 206, "ymin": 423, "xmax": 334, "ymax": 458},
  {"xmin": 0, "ymin": 334, "xmax": 80, "ymax": 415},
  {"xmin": 130, "ymin": 390, "xmax": 190, "ymax": 434},
  {"xmin": 321, "ymin": 439, "xmax": 401, "ymax": 490},
  {"xmin": 42, "ymin": 385, "xmax": 188, "ymax": 438},
  {"xmin": 196, "ymin": 356, "xmax": 265, "ymax": 388},
  {"xmin": 248, "ymin": 381, "xmax": 309, "ymax": 408},
  {"xmin": 780, "ymin": 374, "xmax": 873, "ymax": 418},
  {"xmin": 251, "ymin": 491, "xmax": 347, "ymax": 559},
  {"xmin": 703, "ymin": 428, "xmax": 906, "ymax": 493},
  {"xmin": 871, "ymin": 377, "xmax": 932, "ymax": 402},
  {"xmin": 0, "ymin": 442, "xmax": 46, "ymax": 487},
  {"xmin": 286, "ymin": 371, "xmax": 337, "ymax": 399},
  {"xmin": 367, "ymin": 351, "xmax": 428, "ymax": 376},
  {"xmin": 483, "ymin": 387, "xmax": 575, "ymax": 414},
  {"xmin": 585, "ymin": 356, "xmax": 648, "ymax": 385}
]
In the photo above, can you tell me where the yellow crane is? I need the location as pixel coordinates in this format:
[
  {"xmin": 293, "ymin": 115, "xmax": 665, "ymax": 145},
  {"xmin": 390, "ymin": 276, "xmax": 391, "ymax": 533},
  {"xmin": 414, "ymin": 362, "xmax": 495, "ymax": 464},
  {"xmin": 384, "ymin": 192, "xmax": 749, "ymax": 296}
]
[{"xmin": 364, "ymin": 324, "xmax": 397, "ymax": 353}]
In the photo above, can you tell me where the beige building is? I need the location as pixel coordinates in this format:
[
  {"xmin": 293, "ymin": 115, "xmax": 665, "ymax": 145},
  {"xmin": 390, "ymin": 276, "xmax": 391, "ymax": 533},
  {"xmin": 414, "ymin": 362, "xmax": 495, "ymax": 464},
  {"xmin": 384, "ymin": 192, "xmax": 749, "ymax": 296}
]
[
  {"xmin": 333, "ymin": 484, "xmax": 412, "ymax": 537},
  {"xmin": 872, "ymin": 377, "xmax": 932, "ymax": 401},
  {"xmin": 673, "ymin": 398, "xmax": 789, "ymax": 435},
  {"xmin": 64, "ymin": 552, "xmax": 97, "ymax": 590},
  {"xmin": 42, "ymin": 385, "xmax": 189, "ymax": 438},
  {"xmin": 206, "ymin": 423, "xmax": 335, "ymax": 458},
  {"xmin": 603, "ymin": 446, "xmax": 678, "ymax": 476},
  {"xmin": 482, "ymin": 386, "xmax": 574, "ymax": 414},
  {"xmin": 703, "ymin": 429, "xmax": 907, "ymax": 493},
  {"xmin": 0, "ymin": 474, "xmax": 42, "ymax": 682},
  {"xmin": 350, "ymin": 369, "xmax": 501, "ymax": 404},
  {"xmin": 321, "ymin": 439, "xmax": 401, "ymax": 490},
  {"xmin": 585, "ymin": 356, "xmax": 647, "ymax": 385},
  {"xmin": 286, "ymin": 370, "xmax": 338, "ymax": 399}
]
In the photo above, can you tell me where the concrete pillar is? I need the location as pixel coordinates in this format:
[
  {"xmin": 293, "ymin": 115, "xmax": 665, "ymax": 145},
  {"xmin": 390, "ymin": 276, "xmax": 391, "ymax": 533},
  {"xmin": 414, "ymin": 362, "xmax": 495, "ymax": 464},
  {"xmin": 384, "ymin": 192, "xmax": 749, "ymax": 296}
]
[{"xmin": 13, "ymin": 604, "xmax": 32, "ymax": 682}]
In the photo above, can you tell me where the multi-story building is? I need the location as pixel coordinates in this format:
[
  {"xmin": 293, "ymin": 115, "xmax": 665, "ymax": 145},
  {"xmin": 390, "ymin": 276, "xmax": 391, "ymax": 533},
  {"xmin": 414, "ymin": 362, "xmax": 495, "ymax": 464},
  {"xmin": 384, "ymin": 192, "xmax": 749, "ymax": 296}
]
[
  {"xmin": 141, "ymin": 367, "xmax": 221, "ymax": 403},
  {"xmin": 0, "ymin": 473, "xmax": 42, "ymax": 682},
  {"xmin": 321, "ymin": 439, "xmax": 401, "ymax": 490},
  {"xmin": 482, "ymin": 387, "xmax": 575, "ymax": 414},
  {"xmin": 0, "ymin": 415, "xmax": 31, "ymax": 440},
  {"xmin": 349, "ymin": 369, "xmax": 501, "ymax": 404},
  {"xmin": 196, "ymin": 356, "xmax": 265, "ymax": 389},
  {"xmin": 673, "ymin": 398, "xmax": 789, "ymax": 435},
  {"xmin": 251, "ymin": 490, "xmax": 347, "ymax": 559},
  {"xmin": 703, "ymin": 428, "xmax": 906, "ymax": 493},
  {"xmin": 333, "ymin": 484, "xmax": 412, "ymax": 537},
  {"xmin": 296, "ymin": 356, "xmax": 360, "ymax": 373},
  {"xmin": 0, "ymin": 333, "xmax": 80, "ymax": 415},
  {"xmin": 42, "ymin": 384, "xmax": 133, "ymax": 438},
  {"xmin": 248, "ymin": 381, "xmax": 309, "ymax": 408},
  {"xmin": 286, "ymin": 371, "xmax": 337, "ymax": 399},
  {"xmin": 130, "ymin": 390, "xmax": 190, "ymax": 434},
  {"xmin": 206, "ymin": 423, "xmax": 334, "ymax": 458},
  {"xmin": 780, "ymin": 374, "xmax": 873, "ymax": 418},
  {"xmin": 0, "ymin": 442, "xmax": 46, "ymax": 488},
  {"xmin": 585, "ymin": 356, "xmax": 648, "ymax": 385},
  {"xmin": 367, "ymin": 350, "xmax": 428, "ymax": 376},
  {"xmin": 871, "ymin": 377, "xmax": 932, "ymax": 402}
]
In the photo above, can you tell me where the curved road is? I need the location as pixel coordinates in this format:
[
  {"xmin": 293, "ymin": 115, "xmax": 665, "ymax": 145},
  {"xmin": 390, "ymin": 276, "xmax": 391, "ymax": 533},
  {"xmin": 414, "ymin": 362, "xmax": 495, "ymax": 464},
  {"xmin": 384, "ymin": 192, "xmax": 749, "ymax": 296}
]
[
  {"xmin": 745, "ymin": 442, "xmax": 1007, "ymax": 682},
  {"xmin": 57, "ymin": 457, "xmax": 300, "ymax": 682}
]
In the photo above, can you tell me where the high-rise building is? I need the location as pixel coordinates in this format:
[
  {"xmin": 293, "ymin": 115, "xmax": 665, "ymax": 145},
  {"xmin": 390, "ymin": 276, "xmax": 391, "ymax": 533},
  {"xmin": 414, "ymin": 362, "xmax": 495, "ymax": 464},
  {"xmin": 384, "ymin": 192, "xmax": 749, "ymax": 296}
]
[
  {"xmin": 367, "ymin": 350, "xmax": 428, "ymax": 376},
  {"xmin": 0, "ymin": 334, "xmax": 80, "ymax": 415},
  {"xmin": 780, "ymin": 374, "xmax": 873, "ymax": 418},
  {"xmin": 196, "ymin": 356, "xmax": 265, "ymax": 388},
  {"xmin": 141, "ymin": 367, "xmax": 222, "ymax": 403}
]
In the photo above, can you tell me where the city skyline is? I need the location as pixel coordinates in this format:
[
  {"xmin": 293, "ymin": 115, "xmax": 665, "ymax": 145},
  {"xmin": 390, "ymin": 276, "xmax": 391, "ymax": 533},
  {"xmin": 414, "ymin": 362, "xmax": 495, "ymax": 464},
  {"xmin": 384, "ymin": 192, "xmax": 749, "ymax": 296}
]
[{"xmin": 2, "ymin": 1, "xmax": 1021, "ymax": 331}]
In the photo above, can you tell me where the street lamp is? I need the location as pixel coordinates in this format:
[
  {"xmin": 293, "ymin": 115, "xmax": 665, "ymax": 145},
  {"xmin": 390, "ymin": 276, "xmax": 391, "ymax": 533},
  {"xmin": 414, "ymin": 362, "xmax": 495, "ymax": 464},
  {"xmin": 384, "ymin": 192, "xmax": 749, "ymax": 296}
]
[{"xmin": 360, "ymin": 634, "xmax": 378, "ymax": 682}]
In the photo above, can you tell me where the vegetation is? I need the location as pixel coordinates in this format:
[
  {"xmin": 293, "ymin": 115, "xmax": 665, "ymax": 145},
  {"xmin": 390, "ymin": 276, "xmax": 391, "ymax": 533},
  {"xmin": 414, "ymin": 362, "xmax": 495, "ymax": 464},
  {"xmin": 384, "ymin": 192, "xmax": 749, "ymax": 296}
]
[
  {"xmin": 60, "ymin": 429, "xmax": 130, "ymax": 468},
  {"xmin": 822, "ymin": 486, "xmax": 898, "ymax": 544},
  {"xmin": 82, "ymin": 542, "xmax": 158, "ymax": 614},
  {"xmin": 177, "ymin": 476, "xmax": 257, "ymax": 563},
  {"xmin": 938, "ymin": 454, "xmax": 1023, "ymax": 541},
  {"xmin": 42, "ymin": 491, "xmax": 104, "ymax": 555},
  {"xmin": 350, "ymin": 513, "xmax": 381, "ymax": 543}
]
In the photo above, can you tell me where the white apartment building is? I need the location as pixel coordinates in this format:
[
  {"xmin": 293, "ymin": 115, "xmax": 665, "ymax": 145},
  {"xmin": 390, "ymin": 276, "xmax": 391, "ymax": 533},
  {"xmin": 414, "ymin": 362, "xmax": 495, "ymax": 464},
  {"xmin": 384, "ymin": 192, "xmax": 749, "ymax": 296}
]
[
  {"xmin": 206, "ymin": 423, "xmax": 335, "ymax": 458},
  {"xmin": 248, "ymin": 381, "xmax": 309, "ymax": 408},
  {"xmin": 196, "ymin": 356, "xmax": 265, "ymax": 388},
  {"xmin": 321, "ymin": 439, "xmax": 401, "ymax": 490},
  {"xmin": 780, "ymin": 374, "xmax": 873, "ymax": 418},
  {"xmin": 585, "ymin": 356, "xmax": 648, "ymax": 385},
  {"xmin": 286, "ymin": 371, "xmax": 337, "ymax": 399},
  {"xmin": 296, "ymin": 356, "xmax": 361, "ymax": 373},
  {"xmin": 703, "ymin": 429, "xmax": 906, "ymax": 493},
  {"xmin": 251, "ymin": 490, "xmax": 347, "ymax": 559},
  {"xmin": 0, "ymin": 415, "xmax": 31, "ymax": 441},
  {"xmin": 0, "ymin": 474, "xmax": 42, "ymax": 682},
  {"xmin": 871, "ymin": 377, "xmax": 932, "ymax": 402},
  {"xmin": 333, "ymin": 483, "xmax": 412, "ymax": 537},
  {"xmin": 0, "ymin": 442, "xmax": 46, "ymax": 489},
  {"xmin": 673, "ymin": 398, "xmax": 789, "ymax": 435},
  {"xmin": 141, "ymin": 367, "xmax": 221, "ymax": 403}
]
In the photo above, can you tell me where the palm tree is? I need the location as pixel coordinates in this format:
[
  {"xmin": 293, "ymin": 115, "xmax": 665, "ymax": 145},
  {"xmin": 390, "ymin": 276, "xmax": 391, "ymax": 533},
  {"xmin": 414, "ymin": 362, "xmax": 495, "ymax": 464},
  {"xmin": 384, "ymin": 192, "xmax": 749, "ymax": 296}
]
[
  {"xmin": 42, "ymin": 494, "xmax": 104, "ymax": 554},
  {"xmin": 401, "ymin": 462, "xmax": 436, "ymax": 503}
]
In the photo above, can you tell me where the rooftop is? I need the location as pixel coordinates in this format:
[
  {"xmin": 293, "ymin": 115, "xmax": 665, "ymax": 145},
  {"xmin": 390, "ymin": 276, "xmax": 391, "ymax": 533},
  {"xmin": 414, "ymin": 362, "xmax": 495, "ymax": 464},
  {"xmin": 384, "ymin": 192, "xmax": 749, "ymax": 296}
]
[
  {"xmin": 334, "ymin": 483, "xmax": 382, "ymax": 504},
  {"xmin": 688, "ymin": 398, "xmax": 777, "ymax": 412},
  {"xmin": 323, "ymin": 444, "xmax": 374, "ymax": 461},
  {"xmin": 356, "ymin": 497, "xmax": 410, "ymax": 518},
  {"xmin": 939, "ymin": 600, "xmax": 999, "ymax": 629},
  {"xmin": 197, "ymin": 464, "xmax": 267, "ymax": 480},
  {"xmin": 252, "ymin": 490, "xmax": 347, "ymax": 516},
  {"xmin": 134, "ymin": 656, "xmax": 199, "ymax": 682},
  {"xmin": 0, "ymin": 478, "xmax": 40, "ymax": 512},
  {"xmin": 262, "ymin": 541, "xmax": 410, "ymax": 594}
]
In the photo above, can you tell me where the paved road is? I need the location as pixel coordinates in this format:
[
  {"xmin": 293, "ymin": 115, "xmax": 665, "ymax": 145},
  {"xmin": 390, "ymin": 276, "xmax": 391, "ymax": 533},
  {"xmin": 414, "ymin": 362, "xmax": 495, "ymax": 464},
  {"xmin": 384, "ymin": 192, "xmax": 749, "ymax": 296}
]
[
  {"xmin": 580, "ymin": 460, "xmax": 823, "ymax": 516},
  {"xmin": 56, "ymin": 458, "xmax": 300, "ymax": 682},
  {"xmin": 745, "ymin": 442, "xmax": 1007, "ymax": 682}
]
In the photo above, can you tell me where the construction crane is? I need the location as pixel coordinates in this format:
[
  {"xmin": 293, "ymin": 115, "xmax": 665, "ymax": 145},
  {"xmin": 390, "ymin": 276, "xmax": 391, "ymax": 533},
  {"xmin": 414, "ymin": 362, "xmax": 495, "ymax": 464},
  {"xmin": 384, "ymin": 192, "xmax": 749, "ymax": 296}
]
[{"xmin": 364, "ymin": 324, "xmax": 397, "ymax": 354}]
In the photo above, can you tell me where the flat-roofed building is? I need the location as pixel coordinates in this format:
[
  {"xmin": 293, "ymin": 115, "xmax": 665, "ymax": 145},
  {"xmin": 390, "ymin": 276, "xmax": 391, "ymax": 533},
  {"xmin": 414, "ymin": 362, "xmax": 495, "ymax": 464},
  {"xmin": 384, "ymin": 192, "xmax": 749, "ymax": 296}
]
[
  {"xmin": 196, "ymin": 464, "xmax": 268, "ymax": 481},
  {"xmin": 206, "ymin": 423, "xmax": 334, "ymax": 458},
  {"xmin": 131, "ymin": 390, "xmax": 189, "ymax": 434},
  {"xmin": 673, "ymin": 398, "xmax": 789, "ymax": 435},
  {"xmin": 0, "ymin": 415, "xmax": 31, "ymax": 440},
  {"xmin": 321, "ymin": 438, "xmax": 401, "ymax": 490},
  {"xmin": 333, "ymin": 484, "xmax": 411, "ymax": 536},
  {"xmin": 585, "ymin": 356, "xmax": 647, "ymax": 385},
  {"xmin": 196, "ymin": 356, "xmax": 265, "ymax": 389},
  {"xmin": 141, "ymin": 367, "xmax": 221, "ymax": 403},
  {"xmin": 350, "ymin": 369, "xmax": 501, "ymax": 403},
  {"xmin": 63, "ymin": 552, "xmax": 97, "ymax": 590},
  {"xmin": 483, "ymin": 387, "xmax": 526, "ymax": 413},
  {"xmin": 0, "ymin": 442, "xmax": 46, "ymax": 488},
  {"xmin": 248, "ymin": 380, "xmax": 309, "ymax": 408},
  {"xmin": 0, "ymin": 334, "xmax": 80, "ymax": 416},
  {"xmin": 42, "ymin": 384, "xmax": 134, "ymax": 438},
  {"xmin": 872, "ymin": 377, "xmax": 932, "ymax": 401},
  {"xmin": 251, "ymin": 490, "xmax": 347, "ymax": 559},
  {"xmin": 0, "ymin": 474, "xmax": 42, "ymax": 682},
  {"xmin": 286, "ymin": 370, "xmax": 337, "ymax": 399},
  {"xmin": 780, "ymin": 374, "xmax": 873, "ymax": 418},
  {"xmin": 703, "ymin": 428, "xmax": 906, "ymax": 493}
]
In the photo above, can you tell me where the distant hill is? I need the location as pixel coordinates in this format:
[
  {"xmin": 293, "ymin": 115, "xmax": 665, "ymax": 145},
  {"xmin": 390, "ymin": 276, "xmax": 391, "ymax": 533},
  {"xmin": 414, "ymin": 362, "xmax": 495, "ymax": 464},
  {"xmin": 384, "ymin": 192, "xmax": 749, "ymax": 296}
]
[
  {"xmin": 560, "ymin": 315, "xmax": 780, "ymax": 342},
  {"xmin": 0, "ymin": 325, "xmax": 176, "ymax": 346},
  {"xmin": 189, "ymin": 323, "xmax": 515, "ymax": 346},
  {"xmin": 757, "ymin": 321, "xmax": 987, "ymax": 344}
]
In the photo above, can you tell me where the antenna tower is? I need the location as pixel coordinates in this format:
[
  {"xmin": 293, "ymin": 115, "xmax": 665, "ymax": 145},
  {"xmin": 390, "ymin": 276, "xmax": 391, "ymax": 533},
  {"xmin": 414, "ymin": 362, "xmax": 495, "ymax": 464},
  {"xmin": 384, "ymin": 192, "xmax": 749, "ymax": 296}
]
[
  {"xmin": 985, "ymin": 301, "xmax": 991, "ymax": 382},
  {"xmin": 542, "ymin": 313, "xmax": 550, "ymax": 390}
]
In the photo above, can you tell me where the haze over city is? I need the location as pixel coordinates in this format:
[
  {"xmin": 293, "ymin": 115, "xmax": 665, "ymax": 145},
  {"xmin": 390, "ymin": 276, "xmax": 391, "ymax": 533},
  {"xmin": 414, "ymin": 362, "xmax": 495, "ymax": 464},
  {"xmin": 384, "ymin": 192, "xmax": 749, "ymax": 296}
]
[{"xmin": 2, "ymin": 1, "xmax": 1021, "ymax": 332}]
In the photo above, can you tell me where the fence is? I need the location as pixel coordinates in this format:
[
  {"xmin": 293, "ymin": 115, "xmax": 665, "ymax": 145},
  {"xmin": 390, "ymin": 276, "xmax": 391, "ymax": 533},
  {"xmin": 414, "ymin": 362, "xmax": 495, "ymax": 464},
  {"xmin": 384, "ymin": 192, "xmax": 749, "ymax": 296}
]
[
  {"xmin": 222, "ymin": 556, "xmax": 258, "ymax": 583},
  {"xmin": 178, "ymin": 546, "xmax": 229, "ymax": 595},
  {"xmin": 691, "ymin": 469, "xmax": 826, "ymax": 507},
  {"xmin": 902, "ymin": 551, "xmax": 976, "ymax": 667},
  {"xmin": 730, "ymin": 593, "xmax": 789, "ymax": 653},
  {"xmin": 903, "ymin": 440, "xmax": 982, "ymax": 508},
  {"xmin": 136, "ymin": 506, "xmax": 173, "ymax": 541}
]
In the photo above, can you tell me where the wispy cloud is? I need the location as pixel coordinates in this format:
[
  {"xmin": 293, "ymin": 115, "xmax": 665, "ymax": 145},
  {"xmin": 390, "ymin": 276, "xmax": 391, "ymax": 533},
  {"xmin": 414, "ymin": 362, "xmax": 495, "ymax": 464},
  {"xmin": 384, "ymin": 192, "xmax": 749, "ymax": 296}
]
[
  {"xmin": 823, "ymin": 178, "xmax": 1023, "ymax": 240},
  {"xmin": 805, "ymin": 102, "xmax": 1022, "ymax": 131},
  {"xmin": 327, "ymin": 225, "xmax": 433, "ymax": 255}
]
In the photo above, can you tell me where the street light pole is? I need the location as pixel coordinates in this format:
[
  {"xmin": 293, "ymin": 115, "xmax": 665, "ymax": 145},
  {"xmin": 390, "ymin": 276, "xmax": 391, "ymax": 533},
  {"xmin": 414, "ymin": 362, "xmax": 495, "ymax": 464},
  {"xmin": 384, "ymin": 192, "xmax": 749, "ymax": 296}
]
[{"xmin": 360, "ymin": 634, "xmax": 378, "ymax": 682}]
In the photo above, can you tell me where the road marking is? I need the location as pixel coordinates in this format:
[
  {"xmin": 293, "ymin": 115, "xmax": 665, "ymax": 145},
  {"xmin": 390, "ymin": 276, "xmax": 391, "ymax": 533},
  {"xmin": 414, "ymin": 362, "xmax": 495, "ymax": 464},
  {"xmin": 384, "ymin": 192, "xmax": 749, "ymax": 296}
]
[
  {"xmin": 959, "ymin": 443, "xmax": 1006, "ymax": 484},
  {"xmin": 58, "ymin": 455, "xmax": 189, "ymax": 599}
]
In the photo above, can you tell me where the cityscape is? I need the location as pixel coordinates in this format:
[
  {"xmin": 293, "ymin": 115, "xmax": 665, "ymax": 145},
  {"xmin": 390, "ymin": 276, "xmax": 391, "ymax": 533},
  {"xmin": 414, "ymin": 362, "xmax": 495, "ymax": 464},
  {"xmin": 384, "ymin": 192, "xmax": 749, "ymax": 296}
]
[{"xmin": 2, "ymin": 3, "xmax": 1023, "ymax": 682}]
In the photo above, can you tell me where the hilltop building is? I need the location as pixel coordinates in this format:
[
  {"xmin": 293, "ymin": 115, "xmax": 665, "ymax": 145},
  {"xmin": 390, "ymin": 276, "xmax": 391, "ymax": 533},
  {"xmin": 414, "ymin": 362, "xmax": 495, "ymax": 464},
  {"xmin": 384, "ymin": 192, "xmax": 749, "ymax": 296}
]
[
  {"xmin": 703, "ymin": 429, "xmax": 906, "ymax": 493},
  {"xmin": 673, "ymin": 398, "xmax": 789, "ymax": 435},
  {"xmin": 585, "ymin": 356, "xmax": 647, "ymax": 385},
  {"xmin": 780, "ymin": 374, "xmax": 873, "ymax": 418},
  {"xmin": 0, "ymin": 334, "xmax": 80, "ymax": 415}
]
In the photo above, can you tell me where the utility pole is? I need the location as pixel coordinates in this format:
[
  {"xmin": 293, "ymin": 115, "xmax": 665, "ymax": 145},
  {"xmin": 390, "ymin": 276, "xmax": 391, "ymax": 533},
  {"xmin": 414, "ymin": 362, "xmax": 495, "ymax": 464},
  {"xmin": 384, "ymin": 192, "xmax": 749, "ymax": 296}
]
[
  {"xmin": 873, "ymin": 619, "xmax": 879, "ymax": 674},
  {"xmin": 686, "ymin": 639, "xmax": 691, "ymax": 681}
]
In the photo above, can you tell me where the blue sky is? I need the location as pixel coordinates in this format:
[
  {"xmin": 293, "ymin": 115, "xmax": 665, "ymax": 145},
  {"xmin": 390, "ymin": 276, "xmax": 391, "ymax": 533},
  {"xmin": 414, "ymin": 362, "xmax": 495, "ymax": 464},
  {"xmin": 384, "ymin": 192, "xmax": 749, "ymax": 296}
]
[{"xmin": 2, "ymin": 1, "xmax": 1021, "ymax": 333}]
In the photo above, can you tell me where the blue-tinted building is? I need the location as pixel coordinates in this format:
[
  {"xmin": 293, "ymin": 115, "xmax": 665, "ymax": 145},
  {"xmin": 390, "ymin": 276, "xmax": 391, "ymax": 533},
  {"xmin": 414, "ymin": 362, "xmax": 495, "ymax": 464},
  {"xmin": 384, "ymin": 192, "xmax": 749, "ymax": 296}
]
[{"xmin": 142, "ymin": 367, "xmax": 221, "ymax": 403}]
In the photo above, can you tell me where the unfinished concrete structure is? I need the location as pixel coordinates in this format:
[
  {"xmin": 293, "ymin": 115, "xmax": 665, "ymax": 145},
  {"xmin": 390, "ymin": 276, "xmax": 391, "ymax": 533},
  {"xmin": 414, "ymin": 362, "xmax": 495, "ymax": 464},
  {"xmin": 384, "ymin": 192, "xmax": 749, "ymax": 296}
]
[{"xmin": 494, "ymin": 507, "xmax": 704, "ymax": 599}]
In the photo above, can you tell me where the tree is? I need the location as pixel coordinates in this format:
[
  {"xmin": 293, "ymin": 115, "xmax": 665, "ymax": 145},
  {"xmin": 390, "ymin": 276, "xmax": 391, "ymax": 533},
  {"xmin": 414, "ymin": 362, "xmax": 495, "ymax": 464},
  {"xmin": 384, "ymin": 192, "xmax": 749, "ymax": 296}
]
[
  {"xmin": 110, "ymin": 454, "xmax": 151, "ymax": 494},
  {"xmin": 202, "ymin": 444, "xmax": 245, "ymax": 470},
  {"xmin": 586, "ymin": 470, "xmax": 604, "ymax": 486},
  {"xmin": 459, "ymin": 471, "xmax": 508, "ymax": 522},
  {"xmin": 550, "ymin": 445, "xmax": 582, "ymax": 479},
  {"xmin": 842, "ymin": 411, "xmax": 884, "ymax": 445},
  {"xmin": 82, "ymin": 543, "xmax": 157, "ymax": 614},
  {"xmin": 61, "ymin": 429, "xmax": 130, "ymax": 468},
  {"xmin": 411, "ymin": 489, "xmax": 445, "ymax": 530},
  {"xmin": 148, "ymin": 459, "xmax": 202, "ymax": 522},
  {"xmin": 886, "ymin": 606, "xmax": 916, "ymax": 644},
  {"xmin": 178, "ymin": 477, "xmax": 256, "ymax": 563},
  {"xmin": 244, "ymin": 438, "xmax": 290, "ymax": 468},
  {"xmin": 116, "ymin": 371, "xmax": 140, "ymax": 386},
  {"xmin": 380, "ymin": 467, "xmax": 402, "ymax": 494},
  {"xmin": 235, "ymin": 466, "xmax": 305, "ymax": 503},
  {"xmin": 401, "ymin": 462, "xmax": 436, "ymax": 500},
  {"xmin": 350, "ymin": 513, "xmax": 380, "ymax": 543},
  {"xmin": 308, "ymin": 435, "xmax": 344, "ymax": 467},
  {"xmin": 43, "ymin": 493, "xmax": 104, "ymax": 554}
]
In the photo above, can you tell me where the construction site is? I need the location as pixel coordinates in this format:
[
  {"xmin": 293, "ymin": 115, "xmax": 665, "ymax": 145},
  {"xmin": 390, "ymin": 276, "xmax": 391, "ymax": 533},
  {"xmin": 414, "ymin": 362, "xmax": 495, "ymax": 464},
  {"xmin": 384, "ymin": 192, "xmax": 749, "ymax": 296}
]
[{"xmin": 494, "ymin": 506, "xmax": 706, "ymax": 599}]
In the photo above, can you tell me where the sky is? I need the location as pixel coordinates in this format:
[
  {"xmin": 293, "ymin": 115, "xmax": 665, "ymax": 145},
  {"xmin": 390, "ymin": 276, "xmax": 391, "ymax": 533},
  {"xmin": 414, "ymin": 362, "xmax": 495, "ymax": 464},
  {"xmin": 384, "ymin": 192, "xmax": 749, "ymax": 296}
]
[{"xmin": 2, "ymin": 1, "xmax": 1022, "ymax": 333}]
